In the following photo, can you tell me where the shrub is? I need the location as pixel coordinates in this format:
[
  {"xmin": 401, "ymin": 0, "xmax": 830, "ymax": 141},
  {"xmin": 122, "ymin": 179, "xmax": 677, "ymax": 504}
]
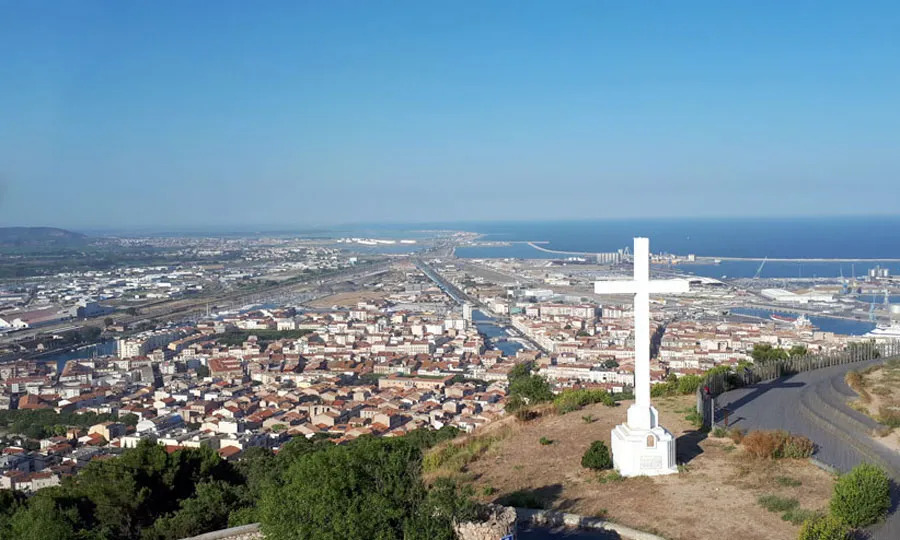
[
  {"xmin": 829, "ymin": 463, "xmax": 891, "ymax": 527},
  {"xmin": 553, "ymin": 389, "xmax": 614, "ymax": 414},
  {"xmin": 539, "ymin": 437, "xmax": 553, "ymax": 446},
  {"xmin": 757, "ymin": 494, "xmax": 799, "ymax": 513},
  {"xmin": 782, "ymin": 508, "xmax": 820, "ymax": 525},
  {"xmin": 597, "ymin": 470, "xmax": 623, "ymax": 484},
  {"xmin": 797, "ymin": 515, "xmax": 851, "ymax": 540},
  {"xmin": 782, "ymin": 434, "xmax": 816, "ymax": 458},
  {"xmin": 677, "ymin": 374, "xmax": 703, "ymax": 395},
  {"xmin": 684, "ymin": 410, "xmax": 703, "ymax": 429},
  {"xmin": 650, "ymin": 382, "xmax": 675, "ymax": 398},
  {"xmin": 582, "ymin": 414, "xmax": 594, "ymax": 424},
  {"xmin": 581, "ymin": 441, "xmax": 613, "ymax": 471},
  {"xmin": 743, "ymin": 430, "xmax": 785, "ymax": 459},
  {"xmin": 742, "ymin": 430, "xmax": 815, "ymax": 459},
  {"xmin": 711, "ymin": 426, "xmax": 727, "ymax": 438},
  {"xmin": 728, "ymin": 427, "xmax": 745, "ymax": 444}
]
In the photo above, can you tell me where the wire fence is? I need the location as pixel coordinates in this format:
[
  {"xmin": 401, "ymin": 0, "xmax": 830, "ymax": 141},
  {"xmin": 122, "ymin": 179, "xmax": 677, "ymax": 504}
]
[{"xmin": 696, "ymin": 339, "xmax": 900, "ymax": 428}]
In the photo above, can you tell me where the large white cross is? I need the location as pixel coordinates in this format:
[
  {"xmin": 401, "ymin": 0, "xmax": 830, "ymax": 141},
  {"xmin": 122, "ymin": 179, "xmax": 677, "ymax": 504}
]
[{"xmin": 594, "ymin": 237, "xmax": 689, "ymax": 430}]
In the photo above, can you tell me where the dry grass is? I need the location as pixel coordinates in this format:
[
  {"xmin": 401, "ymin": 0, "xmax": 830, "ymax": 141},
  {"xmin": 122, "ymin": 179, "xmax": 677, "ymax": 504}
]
[
  {"xmin": 846, "ymin": 371, "xmax": 870, "ymax": 403},
  {"xmin": 847, "ymin": 360, "xmax": 900, "ymax": 451},
  {"xmin": 742, "ymin": 430, "xmax": 815, "ymax": 459},
  {"xmin": 423, "ymin": 427, "xmax": 512, "ymax": 478},
  {"xmin": 461, "ymin": 395, "xmax": 834, "ymax": 540}
]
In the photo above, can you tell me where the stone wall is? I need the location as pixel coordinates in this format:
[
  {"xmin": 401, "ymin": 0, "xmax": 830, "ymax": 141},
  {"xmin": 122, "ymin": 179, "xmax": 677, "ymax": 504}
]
[
  {"xmin": 179, "ymin": 523, "xmax": 262, "ymax": 540},
  {"xmin": 453, "ymin": 505, "xmax": 516, "ymax": 540}
]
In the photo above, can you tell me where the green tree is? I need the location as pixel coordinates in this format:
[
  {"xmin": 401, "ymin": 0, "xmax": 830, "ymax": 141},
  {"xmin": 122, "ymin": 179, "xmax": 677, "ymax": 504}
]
[
  {"xmin": 0, "ymin": 489, "xmax": 27, "ymax": 538},
  {"xmin": 9, "ymin": 495, "xmax": 85, "ymax": 540},
  {"xmin": 404, "ymin": 477, "xmax": 477, "ymax": 540},
  {"xmin": 507, "ymin": 362, "xmax": 533, "ymax": 383},
  {"xmin": 506, "ymin": 362, "xmax": 552, "ymax": 410},
  {"xmin": 141, "ymin": 481, "xmax": 243, "ymax": 540},
  {"xmin": 788, "ymin": 345, "xmax": 808, "ymax": 358},
  {"xmin": 751, "ymin": 343, "xmax": 789, "ymax": 365},
  {"xmin": 403, "ymin": 426, "xmax": 461, "ymax": 450},
  {"xmin": 581, "ymin": 441, "xmax": 613, "ymax": 471},
  {"xmin": 62, "ymin": 440, "xmax": 235, "ymax": 539},
  {"xmin": 829, "ymin": 463, "xmax": 890, "ymax": 527},
  {"xmin": 508, "ymin": 374, "xmax": 553, "ymax": 405},
  {"xmin": 259, "ymin": 437, "xmax": 458, "ymax": 540}
]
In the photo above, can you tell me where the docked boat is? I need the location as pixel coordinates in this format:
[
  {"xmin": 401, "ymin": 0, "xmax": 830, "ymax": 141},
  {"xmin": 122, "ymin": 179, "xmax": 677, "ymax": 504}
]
[
  {"xmin": 770, "ymin": 313, "xmax": 797, "ymax": 324},
  {"xmin": 865, "ymin": 322, "xmax": 900, "ymax": 339},
  {"xmin": 793, "ymin": 314, "xmax": 812, "ymax": 328}
]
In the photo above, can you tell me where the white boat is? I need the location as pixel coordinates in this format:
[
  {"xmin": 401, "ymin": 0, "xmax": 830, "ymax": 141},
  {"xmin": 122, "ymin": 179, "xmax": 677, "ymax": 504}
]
[
  {"xmin": 866, "ymin": 322, "xmax": 900, "ymax": 339},
  {"xmin": 866, "ymin": 304, "xmax": 900, "ymax": 339},
  {"xmin": 794, "ymin": 314, "xmax": 813, "ymax": 329}
]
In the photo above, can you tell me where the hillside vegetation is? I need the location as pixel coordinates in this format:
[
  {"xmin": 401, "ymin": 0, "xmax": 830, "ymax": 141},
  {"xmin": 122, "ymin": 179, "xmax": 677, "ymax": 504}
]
[
  {"xmin": 0, "ymin": 427, "xmax": 471, "ymax": 540},
  {"xmin": 0, "ymin": 227, "xmax": 88, "ymax": 249}
]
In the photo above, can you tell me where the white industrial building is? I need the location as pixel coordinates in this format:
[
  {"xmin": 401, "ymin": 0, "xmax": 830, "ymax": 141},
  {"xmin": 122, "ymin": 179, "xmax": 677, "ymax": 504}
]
[{"xmin": 761, "ymin": 289, "xmax": 835, "ymax": 304}]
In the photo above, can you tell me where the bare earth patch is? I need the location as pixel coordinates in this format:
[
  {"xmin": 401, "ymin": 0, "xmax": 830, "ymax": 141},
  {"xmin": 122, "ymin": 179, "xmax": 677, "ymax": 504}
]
[
  {"xmin": 462, "ymin": 396, "xmax": 835, "ymax": 540},
  {"xmin": 850, "ymin": 361, "xmax": 900, "ymax": 452}
]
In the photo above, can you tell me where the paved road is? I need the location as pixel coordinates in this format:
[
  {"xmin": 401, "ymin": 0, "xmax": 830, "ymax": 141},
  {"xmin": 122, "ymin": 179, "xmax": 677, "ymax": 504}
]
[
  {"xmin": 518, "ymin": 526, "xmax": 619, "ymax": 539},
  {"xmin": 718, "ymin": 359, "xmax": 900, "ymax": 539}
]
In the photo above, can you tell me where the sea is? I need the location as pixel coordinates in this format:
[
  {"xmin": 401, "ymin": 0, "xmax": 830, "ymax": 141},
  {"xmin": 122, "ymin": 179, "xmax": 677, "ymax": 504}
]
[{"xmin": 440, "ymin": 217, "xmax": 900, "ymax": 279}]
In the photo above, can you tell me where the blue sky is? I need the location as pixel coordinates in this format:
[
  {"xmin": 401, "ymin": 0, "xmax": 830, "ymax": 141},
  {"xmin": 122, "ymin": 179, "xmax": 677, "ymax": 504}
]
[{"xmin": 1, "ymin": 1, "xmax": 899, "ymax": 230}]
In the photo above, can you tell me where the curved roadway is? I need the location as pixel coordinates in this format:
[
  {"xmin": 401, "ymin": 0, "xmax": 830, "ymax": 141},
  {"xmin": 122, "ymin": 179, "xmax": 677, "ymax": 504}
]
[{"xmin": 718, "ymin": 359, "xmax": 900, "ymax": 539}]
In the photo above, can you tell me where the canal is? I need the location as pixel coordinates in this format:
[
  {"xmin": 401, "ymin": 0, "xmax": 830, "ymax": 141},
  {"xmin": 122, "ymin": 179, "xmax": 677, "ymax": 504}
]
[
  {"xmin": 38, "ymin": 341, "xmax": 117, "ymax": 372},
  {"xmin": 473, "ymin": 310, "xmax": 524, "ymax": 357}
]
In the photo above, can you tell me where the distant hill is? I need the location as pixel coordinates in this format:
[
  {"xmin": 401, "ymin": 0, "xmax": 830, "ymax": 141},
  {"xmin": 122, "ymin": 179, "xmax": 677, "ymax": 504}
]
[{"xmin": 0, "ymin": 227, "xmax": 89, "ymax": 248}]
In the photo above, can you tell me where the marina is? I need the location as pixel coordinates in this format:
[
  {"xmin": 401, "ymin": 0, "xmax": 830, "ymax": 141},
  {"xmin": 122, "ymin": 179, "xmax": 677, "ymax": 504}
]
[{"xmin": 728, "ymin": 307, "xmax": 876, "ymax": 336}]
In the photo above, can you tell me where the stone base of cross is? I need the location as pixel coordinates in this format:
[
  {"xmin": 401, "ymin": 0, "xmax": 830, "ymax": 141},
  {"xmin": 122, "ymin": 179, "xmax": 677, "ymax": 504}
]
[{"xmin": 594, "ymin": 237, "xmax": 689, "ymax": 477}]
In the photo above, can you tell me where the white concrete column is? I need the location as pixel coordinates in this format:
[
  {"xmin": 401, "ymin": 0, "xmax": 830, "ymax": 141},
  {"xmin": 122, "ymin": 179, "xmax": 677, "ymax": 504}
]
[{"xmin": 632, "ymin": 237, "xmax": 651, "ymax": 426}]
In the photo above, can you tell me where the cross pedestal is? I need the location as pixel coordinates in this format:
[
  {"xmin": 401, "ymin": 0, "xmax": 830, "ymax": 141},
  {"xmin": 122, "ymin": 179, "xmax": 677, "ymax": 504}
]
[{"xmin": 594, "ymin": 237, "xmax": 689, "ymax": 477}]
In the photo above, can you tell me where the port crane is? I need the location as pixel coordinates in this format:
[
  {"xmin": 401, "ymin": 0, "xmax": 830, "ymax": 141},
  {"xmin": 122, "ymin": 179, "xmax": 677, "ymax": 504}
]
[{"xmin": 753, "ymin": 257, "xmax": 768, "ymax": 280}]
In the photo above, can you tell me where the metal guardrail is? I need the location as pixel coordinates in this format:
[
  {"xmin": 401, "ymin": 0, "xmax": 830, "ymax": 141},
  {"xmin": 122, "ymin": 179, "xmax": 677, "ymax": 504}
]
[{"xmin": 696, "ymin": 340, "xmax": 900, "ymax": 428}]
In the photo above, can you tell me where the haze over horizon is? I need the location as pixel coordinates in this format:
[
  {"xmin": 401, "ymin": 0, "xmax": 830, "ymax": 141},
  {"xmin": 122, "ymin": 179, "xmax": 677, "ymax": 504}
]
[{"xmin": 2, "ymin": 1, "xmax": 899, "ymax": 229}]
